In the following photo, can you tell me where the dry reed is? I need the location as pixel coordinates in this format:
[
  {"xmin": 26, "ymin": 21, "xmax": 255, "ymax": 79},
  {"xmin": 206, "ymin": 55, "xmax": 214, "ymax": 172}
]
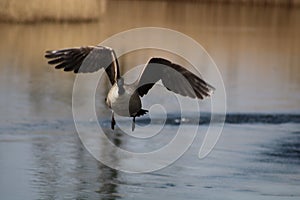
[{"xmin": 0, "ymin": 0, "xmax": 103, "ymax": 22}]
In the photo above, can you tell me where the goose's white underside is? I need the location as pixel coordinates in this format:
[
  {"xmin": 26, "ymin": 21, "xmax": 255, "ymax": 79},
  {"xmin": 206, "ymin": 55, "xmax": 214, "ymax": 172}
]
[{"xmin": 107, "ymin": 84, "xmax": 141, "ymax": 117}]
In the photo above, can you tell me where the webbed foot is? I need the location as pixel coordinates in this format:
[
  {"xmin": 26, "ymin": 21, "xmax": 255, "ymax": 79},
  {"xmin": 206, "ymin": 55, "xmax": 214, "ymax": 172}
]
[
  {"xmin": 111, "ymin": 112, "xmax": 116, "ymax": 130},
  {"xmin": 132, "ymin": 117, "xmax": 136, "ymax": 131}
]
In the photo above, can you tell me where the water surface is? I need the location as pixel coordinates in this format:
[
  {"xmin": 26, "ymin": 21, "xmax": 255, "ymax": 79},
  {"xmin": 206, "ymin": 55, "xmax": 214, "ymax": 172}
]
[{"xmin": 0, "ymin": 1, "xmax": 299, "ymax": 199}]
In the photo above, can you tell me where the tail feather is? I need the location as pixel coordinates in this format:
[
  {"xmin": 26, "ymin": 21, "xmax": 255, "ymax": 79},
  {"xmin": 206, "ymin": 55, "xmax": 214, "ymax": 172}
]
[{"xmin": 134, "ymin": 109, "xmax": 148, "ymax": 117}]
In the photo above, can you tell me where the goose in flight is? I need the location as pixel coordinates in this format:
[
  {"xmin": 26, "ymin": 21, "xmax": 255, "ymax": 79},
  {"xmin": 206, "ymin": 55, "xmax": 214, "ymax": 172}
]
[{"xmin": 45, "ymin": 45, "xmax": 215, "ymax": 131}]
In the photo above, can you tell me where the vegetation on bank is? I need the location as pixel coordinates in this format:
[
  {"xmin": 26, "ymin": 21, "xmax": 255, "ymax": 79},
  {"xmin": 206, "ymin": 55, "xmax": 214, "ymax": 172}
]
[
  {"xmin": 0, "ymin": 0, "xmax": 298, "ymax": 23},
  {"xmin": 0, "ymin": 0, "xmax": 102, "ymax": 22}
]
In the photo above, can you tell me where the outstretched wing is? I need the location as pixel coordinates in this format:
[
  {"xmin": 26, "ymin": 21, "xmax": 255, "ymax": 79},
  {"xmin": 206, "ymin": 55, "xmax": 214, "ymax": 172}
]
[
  {"xmin": 137, "ymin": 58, "xmax": 215, "ymax": 99},
  {"xmin": 45, "ymin": 45, "xmax": 120, "ymax": 85}
]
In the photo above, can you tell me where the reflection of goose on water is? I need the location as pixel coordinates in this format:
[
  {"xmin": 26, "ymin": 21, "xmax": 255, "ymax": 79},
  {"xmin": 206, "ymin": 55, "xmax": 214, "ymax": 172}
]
[{"xmin": 45, "ymin": 45, "xmax": 215, "ymax": 131}]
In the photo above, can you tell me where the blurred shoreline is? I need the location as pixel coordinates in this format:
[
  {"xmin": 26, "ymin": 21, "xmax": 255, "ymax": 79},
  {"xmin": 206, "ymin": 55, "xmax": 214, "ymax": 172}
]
[{"xmin": 0, "ymin": 0, "xmax": 299, "ymax": 23}]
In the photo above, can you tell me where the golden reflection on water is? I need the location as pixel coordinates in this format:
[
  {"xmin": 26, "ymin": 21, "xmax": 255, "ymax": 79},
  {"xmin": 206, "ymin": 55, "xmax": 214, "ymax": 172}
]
[{"xmin": 0, "ymin": 1, "xmax": 299, "ymax": 116}]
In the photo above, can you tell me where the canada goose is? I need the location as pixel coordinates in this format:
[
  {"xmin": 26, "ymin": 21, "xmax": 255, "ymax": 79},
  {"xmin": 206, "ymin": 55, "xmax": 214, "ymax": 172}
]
[{"xmin": 45, "ymin": 45, "xmax": 215, "ymax": 131}]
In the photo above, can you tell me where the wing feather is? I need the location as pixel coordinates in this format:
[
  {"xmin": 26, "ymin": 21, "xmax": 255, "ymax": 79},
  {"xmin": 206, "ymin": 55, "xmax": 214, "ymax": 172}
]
[
  {"xmin": 137, "ymin": 57, "xmax": 215, "ymax": 99},
  {"xmin": 45, "ymin": 46, "xmax": 119, "ymax": 85}
]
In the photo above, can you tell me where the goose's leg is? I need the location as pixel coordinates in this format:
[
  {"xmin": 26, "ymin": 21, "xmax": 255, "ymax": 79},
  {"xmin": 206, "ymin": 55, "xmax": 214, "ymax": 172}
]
[
  {"xmin": 111, "ymin": 112, "xmax": 116, "ymax": 130},
  {"xmin": 132, "ymin": 117, "xmax": 136, "ymax": 131}
]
